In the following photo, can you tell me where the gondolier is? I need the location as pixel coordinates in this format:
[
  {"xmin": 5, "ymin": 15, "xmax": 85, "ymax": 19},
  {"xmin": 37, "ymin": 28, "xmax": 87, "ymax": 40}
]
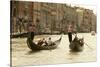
[
  {"xmin": 67, "ymin": 24, "xmax": 74, "ymax": 43},
  {"xmin": 28, "ymin": 23, "xmax": 36, "ymax": 40}
]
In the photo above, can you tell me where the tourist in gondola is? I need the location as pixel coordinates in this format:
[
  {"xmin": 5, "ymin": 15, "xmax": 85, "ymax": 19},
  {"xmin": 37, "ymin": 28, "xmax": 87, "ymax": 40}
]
[
  {"xmin": 41, "ymin": 38, "xmax": 48, "ymax": 46},
  {"xmin": 47, "ymin": 37, "xmax": 53, "ymax": 46},
  {"xmin": 37, "ymin": 39, "xmax": 43, "ymax": 46},
  {"xmin": 28, "ymin": 23, "xmax": 36, "ymax": 40}
]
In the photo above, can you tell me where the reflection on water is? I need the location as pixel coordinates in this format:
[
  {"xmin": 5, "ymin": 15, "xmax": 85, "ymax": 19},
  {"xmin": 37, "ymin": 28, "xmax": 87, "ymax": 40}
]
[
  {"xmin": 11, "ymin": 33, "xmax": 96, "ymax": 67},
  {"xmin": 26, "ymin": 50, "xmax": 41, "ymax": 55}
]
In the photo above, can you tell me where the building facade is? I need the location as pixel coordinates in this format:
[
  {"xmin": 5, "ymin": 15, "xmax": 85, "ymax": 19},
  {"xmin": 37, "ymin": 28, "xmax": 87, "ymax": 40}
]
[
  {"xmin": 11, "ymin": 1, "xmax": 96, "ymax": 34},
  {"xmin": 11, "ymin": 1, "xmax": 33, "ymax": 34},
  {"xmin": 76, "ymin": 7, "xmax": 96, "ymax": 32}
]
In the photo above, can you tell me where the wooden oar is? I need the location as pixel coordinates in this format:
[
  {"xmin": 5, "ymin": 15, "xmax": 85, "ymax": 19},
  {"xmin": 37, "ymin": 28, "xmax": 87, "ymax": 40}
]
[{"xmin": 84, "ymin": 42, "xmax": 93, "ymax": 50}]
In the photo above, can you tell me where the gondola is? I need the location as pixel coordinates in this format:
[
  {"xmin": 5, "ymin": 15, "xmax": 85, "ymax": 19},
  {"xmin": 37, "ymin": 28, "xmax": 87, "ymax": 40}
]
[
  {"xmin": 27, "ymin": 33, "xmax": 62, "ymax": 50},
  {"xmin": 69, "ymin": 36, "xmax": 84, "ymax": 51}
]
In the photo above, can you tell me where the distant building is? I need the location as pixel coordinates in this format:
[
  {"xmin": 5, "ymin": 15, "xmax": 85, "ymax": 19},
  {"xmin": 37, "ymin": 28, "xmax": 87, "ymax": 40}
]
[
  {"xmin": 76, "ymin": 7, "xmax": 96, "ymax": 32},
  {"xmin": 10, "ymin": 1, "xmax": 96, "ymax": 34},
  {"xmin": 11, "ymin": 1, "xmax": 33, "ymax": 34},
  {"xmin": 76, "ymin": 8, "xmax": 84, "ymax": 32},
  {"xmin": 91, "ymin": 14, "xmax": 96, "ymax": 32}
]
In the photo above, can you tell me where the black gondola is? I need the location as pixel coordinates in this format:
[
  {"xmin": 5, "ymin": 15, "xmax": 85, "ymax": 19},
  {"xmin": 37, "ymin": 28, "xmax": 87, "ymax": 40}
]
[
  {"xmin": 27, "ymin": 33, "xmax": 62, "ymax": 50},
  {"xmin": 69, "ymin": 36, "xmax": 84, "ymax": 51}
]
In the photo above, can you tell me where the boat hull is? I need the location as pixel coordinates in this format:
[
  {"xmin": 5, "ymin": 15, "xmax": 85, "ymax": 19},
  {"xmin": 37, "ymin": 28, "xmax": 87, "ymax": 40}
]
[
  {"xmin": 69, "ymin": 38, "xmax": 84, "ymax": 51},
  {"xmin": 69, "ymin": 43, "xmax": 84, "ymax": 51},
  {"xmin": 27, "ymin": 35, "xmax": 62, "ymax": 50}
]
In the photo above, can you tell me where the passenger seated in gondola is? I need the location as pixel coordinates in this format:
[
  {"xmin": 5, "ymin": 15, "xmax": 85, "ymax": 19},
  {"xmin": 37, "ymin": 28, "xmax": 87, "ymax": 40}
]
[
  {"xmin": 72, "ymin": 35, "xmax": 84, "ymax": 46},
  {"xmin": 37, "ymin": 39, "xmax": 43, "ymax": 46},
  {"xmin": 47, "ymin": 37, "xmax": 53, "ymax": 46},
  {"xmin": 37, "ymin": 38, "xmax": 48, "ymax": 46},
  {"xmin": 78, "ymin": 38, "xmax": 84, "ymax": 46},
  {"xmin": 42, "ymin": 38, "xmax": 48, "ymax": 46}
]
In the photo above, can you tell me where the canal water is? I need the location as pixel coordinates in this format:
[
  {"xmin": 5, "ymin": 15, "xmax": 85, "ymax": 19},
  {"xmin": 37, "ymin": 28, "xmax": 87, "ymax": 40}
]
[{"xmin": 11, "ymin": 33, "xmax": 96, "ymax": 67}]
